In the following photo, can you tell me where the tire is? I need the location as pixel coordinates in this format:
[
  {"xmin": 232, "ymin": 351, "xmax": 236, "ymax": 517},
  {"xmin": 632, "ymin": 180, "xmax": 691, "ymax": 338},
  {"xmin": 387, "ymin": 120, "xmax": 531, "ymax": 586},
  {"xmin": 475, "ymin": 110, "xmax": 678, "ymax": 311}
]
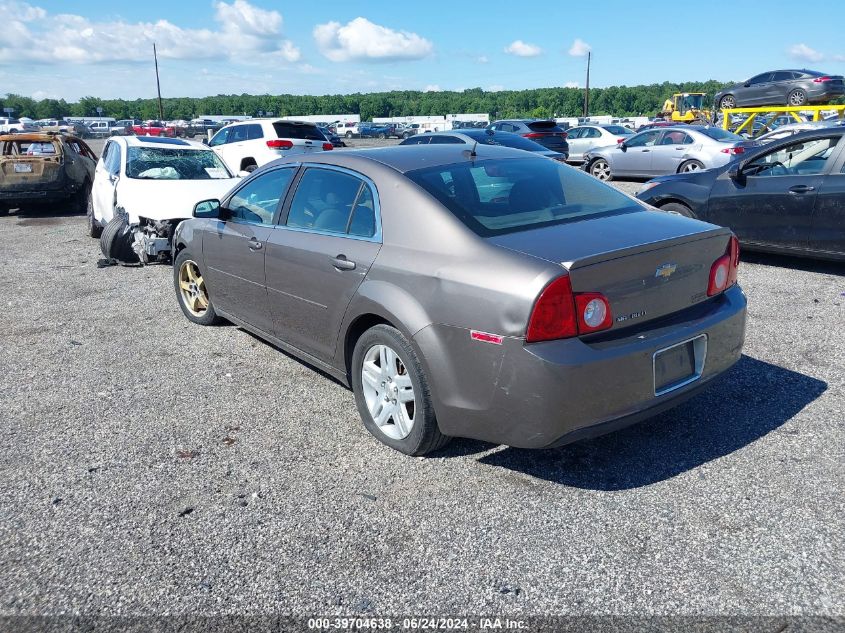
[
  {"xmin": 661, "ymin": 202, "xmax": 696, "ymax": 219},
  {"xmin": 85, "ymin": 187, "xmax": 101, "ymax": 238},
  {"xmin": 242, "ymin": 162, "xmax": 258, "ymax": 173},
  {"xmin": 173, "ymin": 249, "xmax": 222, "ymax": 326},
  {"xmin": 788, "ymin": 89, "xmax": 807, "ymax": 107},
  {"xmin": 351, "ymin": 324, "xmax": 450, "ymax": 456},
  {"xmin": 345, "ymin": 131, "xmax": 353, "ymax": 139},
  {"xmin": 378, "ymin": 133, "xmax": 386, "ymax": 139},
  {"xmin": 0, "ymin": 205, "xmax": 9, "ymax": 217},
  {"xmin": 99, "ymin": 212, "xmax": 139, "ymax": 263},
  {"xmin": 589, "ymin": 158, "xmax": 613, "ymax": 181},
  {"xmin": 719, "ymin": 95, "xmax": 736, "ymax": 110},
  {"xmin": 679, "ymin": 160, "xmax": 705, "ymax": 173}
]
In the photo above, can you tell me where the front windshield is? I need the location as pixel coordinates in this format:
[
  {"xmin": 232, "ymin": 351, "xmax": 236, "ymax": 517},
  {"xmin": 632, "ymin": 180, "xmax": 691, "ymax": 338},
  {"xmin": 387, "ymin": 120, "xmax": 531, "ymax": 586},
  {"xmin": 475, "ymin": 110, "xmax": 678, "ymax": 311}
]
[
  {"xmin": 126, "ymin": 147, "xmax": 233, "ymax": 180},
  {"xmin": 682, "ymin": 95, "xmax": 704, "ymax": 110},
  {"xmin": 407, "ymin": 157, "xmax": 640, "ymax": 236}
]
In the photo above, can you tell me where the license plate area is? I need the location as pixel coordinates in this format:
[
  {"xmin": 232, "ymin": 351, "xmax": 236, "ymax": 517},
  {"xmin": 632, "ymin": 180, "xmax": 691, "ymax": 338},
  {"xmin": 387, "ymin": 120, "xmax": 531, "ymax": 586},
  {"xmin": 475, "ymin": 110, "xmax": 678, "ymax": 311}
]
[
  {"xmin": 653, "ymin": 334, "xmax": 707, "ymax": 396},
  {"xmin": 14, "ymin": 163, "xmax": 33, "ymax": 173}
]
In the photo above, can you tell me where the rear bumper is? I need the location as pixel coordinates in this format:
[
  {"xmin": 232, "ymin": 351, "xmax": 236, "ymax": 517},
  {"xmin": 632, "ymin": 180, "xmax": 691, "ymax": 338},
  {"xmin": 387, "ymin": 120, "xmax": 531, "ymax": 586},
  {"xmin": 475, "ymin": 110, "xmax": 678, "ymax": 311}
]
[
  {"xmin": 807, "ymin": 84, "xmax": 845, "ymax": 102},
  {"xmin": 414, "ymin": 285, "xmax": 746, "ymax": 448}
]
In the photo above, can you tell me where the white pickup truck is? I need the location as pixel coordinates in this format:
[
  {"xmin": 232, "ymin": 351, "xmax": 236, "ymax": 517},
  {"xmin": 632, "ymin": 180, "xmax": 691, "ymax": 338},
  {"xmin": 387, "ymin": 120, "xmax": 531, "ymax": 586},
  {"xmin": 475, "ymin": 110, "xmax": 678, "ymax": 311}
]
[{"xmin": 0, "ymin": 118, "xmax": 37, "ymax": 134}]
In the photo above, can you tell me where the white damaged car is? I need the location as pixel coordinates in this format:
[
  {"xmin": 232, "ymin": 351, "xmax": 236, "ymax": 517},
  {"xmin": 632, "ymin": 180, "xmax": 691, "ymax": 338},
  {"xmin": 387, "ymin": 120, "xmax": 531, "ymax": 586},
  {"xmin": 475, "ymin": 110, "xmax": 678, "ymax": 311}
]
[{"xmin": 88, "ymin": 136, "xmax": 241, "ymax": 264}]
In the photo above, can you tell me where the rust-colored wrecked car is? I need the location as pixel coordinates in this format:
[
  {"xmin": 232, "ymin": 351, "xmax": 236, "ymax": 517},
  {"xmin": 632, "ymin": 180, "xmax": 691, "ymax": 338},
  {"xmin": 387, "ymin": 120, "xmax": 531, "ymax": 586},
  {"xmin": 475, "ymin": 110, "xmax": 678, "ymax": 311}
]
[{"xmin": 0, "ymin": 132, "xmax": 97, "ymax": 216}]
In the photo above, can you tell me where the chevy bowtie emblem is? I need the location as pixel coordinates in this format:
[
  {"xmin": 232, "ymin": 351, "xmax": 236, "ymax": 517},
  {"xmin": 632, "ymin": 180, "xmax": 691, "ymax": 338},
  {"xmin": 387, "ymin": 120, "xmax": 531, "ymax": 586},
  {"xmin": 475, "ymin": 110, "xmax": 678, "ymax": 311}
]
[{"xmin": 655, "ymin": 263, "xmax": 677, "ymax": 278}]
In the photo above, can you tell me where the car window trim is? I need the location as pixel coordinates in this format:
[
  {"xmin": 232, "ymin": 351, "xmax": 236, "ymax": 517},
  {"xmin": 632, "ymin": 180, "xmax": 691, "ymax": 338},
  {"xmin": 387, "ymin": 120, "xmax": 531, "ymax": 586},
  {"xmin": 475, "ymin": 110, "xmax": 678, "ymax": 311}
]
[
  {"xmin": 746, "ymin": 135, "xmax": 845, "ymax": 178},
  {"xmin": 220, "ymin": 164, "xmax": 301, "ymax": 227},
  {"xmin": 275, "ymin": 163, "xmax": 383, "ymax": 243}
]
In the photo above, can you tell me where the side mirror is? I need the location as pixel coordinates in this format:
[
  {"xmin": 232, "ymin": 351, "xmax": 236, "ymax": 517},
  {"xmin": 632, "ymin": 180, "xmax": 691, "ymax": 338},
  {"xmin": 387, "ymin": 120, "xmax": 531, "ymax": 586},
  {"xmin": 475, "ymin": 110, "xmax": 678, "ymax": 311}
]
[
  {"xmin": 201, "ymin": 138, "xmax": 209, "ymax": 145},
  {"xmin": 193, "ymin": 199, "xmax": 221, "ymax": 218},
  {"xmin": 743, "ymin": 82, "xmax": 751, "ymax": 88},
  {"xmin": 619, "ymin": 142, "xmax": 627, "ymax": 152},
  {"xmin": 727, "ymin": 166, "xmax": 745, "ymax": 183}
]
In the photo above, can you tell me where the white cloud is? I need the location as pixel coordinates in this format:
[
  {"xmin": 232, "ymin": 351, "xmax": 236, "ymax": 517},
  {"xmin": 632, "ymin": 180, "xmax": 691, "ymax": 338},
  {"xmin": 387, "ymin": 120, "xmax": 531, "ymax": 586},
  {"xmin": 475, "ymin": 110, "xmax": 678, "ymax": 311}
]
[
  {"xmin": 313, "ymin": 17, "xmax": 433, "ymax": 62},
  {"xmin": 0, "ymin": 0, "xmax": 301, "ymax": 64},
  {"xmin": 568, "ymin": 38, "xmax": 591, "ymax": 57},
  {"xmin": 789, "ymin": 43, "xmax": 824, "ymax": 62},
  {"xmin": 832, "ymin": 54, "xmax": 845, "ymax": 62},
  {"xmin": 564, "ymin": 81, "xmax": 579, "ymax": 88},
  {"xmin": 487, "ymin": 84, "xmax": 505, "ymax": 92},
  {"xmin": 504, "ymin": 40, "xmax": 541, "ymax": 57},
  {"xmin": 424, "ymin": 84, "xmax": 442, "ymax": 92}
]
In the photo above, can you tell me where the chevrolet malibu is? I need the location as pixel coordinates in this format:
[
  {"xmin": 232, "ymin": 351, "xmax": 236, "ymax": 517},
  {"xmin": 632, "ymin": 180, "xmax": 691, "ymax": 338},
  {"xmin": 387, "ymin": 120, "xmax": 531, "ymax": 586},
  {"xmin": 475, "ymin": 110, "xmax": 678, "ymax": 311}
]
[{"xmin": 172, "ymin": 145, "xmax": 747, "ymax": 455}]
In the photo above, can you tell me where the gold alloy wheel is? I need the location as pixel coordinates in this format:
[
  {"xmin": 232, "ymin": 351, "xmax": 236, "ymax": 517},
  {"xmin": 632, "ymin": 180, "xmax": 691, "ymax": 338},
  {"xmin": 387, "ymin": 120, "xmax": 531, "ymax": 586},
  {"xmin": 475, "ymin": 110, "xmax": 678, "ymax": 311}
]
[{"xmin": 178, "ymin": 259, "xmax": 210, "ymax": 316}]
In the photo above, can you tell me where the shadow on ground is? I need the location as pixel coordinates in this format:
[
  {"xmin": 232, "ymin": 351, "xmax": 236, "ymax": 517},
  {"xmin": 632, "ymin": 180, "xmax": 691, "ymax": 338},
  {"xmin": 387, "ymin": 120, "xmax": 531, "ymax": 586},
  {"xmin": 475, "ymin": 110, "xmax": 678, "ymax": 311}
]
[
  {"xmin": 453, "ymin": 355, "xmax": 827, "ymax": 490},
  {"xmin": 741, "ymin": 251, "xmax": 845, "ymax": 276}
]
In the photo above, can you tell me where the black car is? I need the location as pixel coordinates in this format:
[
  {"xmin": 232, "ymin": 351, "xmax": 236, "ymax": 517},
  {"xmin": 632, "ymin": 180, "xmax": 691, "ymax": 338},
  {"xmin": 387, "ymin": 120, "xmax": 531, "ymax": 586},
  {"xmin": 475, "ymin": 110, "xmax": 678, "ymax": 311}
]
[
  {"xmin": 399, "ymin": 128, "xmax": 568, "ymax": 161},
  {"xmin": 715, "ymin": 69, "xmax": 845, "ymax": 110},
  {"xmin": 486, "ymin": 119, "xmax": 569, "ymax": 154},
  {"xmin": 636, "ymin": 128, "xmax": 845, "ymax": 260}
]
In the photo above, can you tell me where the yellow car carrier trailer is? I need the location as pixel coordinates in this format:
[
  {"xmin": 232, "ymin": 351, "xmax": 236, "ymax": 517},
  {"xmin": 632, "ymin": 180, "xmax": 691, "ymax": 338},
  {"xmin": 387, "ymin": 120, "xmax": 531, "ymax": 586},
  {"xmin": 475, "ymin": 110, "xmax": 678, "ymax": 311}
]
[{"xmin": 720, "ymin": 104, "xmax": 845, "ymax": 137}]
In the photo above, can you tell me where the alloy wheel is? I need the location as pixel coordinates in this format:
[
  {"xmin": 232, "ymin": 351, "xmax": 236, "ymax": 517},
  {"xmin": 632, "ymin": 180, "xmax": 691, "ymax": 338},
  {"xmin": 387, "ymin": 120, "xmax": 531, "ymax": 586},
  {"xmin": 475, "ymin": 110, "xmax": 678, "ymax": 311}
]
[
  {"xmin": 178, "ymin": 259, "xmax": 210, "ymax": 316},
  {"xmin": 361, "ymin": 344, "xmax": 416, "ymax": 440},
  {"xmin": 720, "ymin": 96, "xmax": 735, "ymax": 110},
  {"xmin": 682, "ymin": 161, "xmax": 703, "ymax": 173},
  {"xmin": 789, "ymin": 91, "xmax": 806, "ymax": 106},
  {"xmin": 591, "ymin": 160, "xmax": 611, "ymax": 181}
]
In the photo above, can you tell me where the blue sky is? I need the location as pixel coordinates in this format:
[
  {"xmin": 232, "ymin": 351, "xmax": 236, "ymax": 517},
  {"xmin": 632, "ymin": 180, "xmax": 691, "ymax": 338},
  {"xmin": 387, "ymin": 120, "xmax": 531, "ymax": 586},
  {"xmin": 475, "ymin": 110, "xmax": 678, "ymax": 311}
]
[{"xmin": 3, "ymin": 0, "xmax": 845, "ymax": 101}]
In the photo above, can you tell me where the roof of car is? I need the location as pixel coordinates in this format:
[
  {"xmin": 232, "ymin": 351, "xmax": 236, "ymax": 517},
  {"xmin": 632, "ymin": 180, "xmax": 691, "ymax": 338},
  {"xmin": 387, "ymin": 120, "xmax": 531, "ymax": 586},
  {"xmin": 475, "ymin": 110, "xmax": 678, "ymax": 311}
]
[
  {"xmin": 270, "ymin": 143, "xmax": 542, "ymax": 175},
  {"xmin": 0, "ymin": 132, "xmax": 81, "ymax": 142},
  {"xmin": 122, "ymin": 136, "xmax": 207, "ymax": 149}
]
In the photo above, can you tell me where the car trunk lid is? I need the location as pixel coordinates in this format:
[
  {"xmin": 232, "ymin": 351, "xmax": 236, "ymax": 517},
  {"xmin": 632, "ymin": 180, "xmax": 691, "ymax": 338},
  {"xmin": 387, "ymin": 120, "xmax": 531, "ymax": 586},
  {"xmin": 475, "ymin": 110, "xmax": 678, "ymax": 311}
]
[
  {"xmin": 0, "ymin": 141, "xmax": 63, "ymax": 189},
  {"xmin": 524, "ymin": 121, "xmax": 569, "ymax": 152},
  {"xmin": 488, "ymin": 210, "xmax": 732, "ymax": 333}
]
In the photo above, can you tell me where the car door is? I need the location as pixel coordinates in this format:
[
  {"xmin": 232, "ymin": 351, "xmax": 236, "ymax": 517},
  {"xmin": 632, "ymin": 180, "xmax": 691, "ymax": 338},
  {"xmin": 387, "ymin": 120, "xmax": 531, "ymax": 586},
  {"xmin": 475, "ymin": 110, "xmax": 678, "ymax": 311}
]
[
  {"xmin": 807, "ymin": 139, "xmax": 845, "ymax": 256},
  {"xmin": 264, "ymin": 166, "xmax": 382, "ymax": 361},
  {"xmin": 92, "ymin": 140, "xmax": 120, "ymax": 223},
  {"xmin": 202, "ymin": 167, "xmax": 297, "ymax": 334},
  {"xmin": 208, "ymin": 126, "xmax": 233, "ymax": 168},
  {"xmin": 650, "ymin": 130, "xmax": 694, "ymax": 175},
  {"xmin": 744, "ymin": 72, "xmax": 774, "ymax": 106},
  {"xmin": 612, "ymin": 130, "xmax": 661, "ymax": 176},
  {"xmin": 768, "ymin": 71, "xmax": 796, "ymax": 105},
  {"xmin": 706, "ymin": 135, "xmax": 840, "ymax": 250},
  {"xmin": 581, "ymin": 126, "xmax": 605, "ymax": 155},
  {"xmin": 563, "ymin": 127, "xmax": 584, "ymax": 160}
]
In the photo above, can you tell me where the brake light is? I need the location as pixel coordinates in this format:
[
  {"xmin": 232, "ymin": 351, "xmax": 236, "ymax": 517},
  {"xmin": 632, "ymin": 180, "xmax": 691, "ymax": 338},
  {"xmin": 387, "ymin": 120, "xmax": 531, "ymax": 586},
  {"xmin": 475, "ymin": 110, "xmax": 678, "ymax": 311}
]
[
  {"xmin": 526, "ymin": 276, "xmax": 613, "ymax": 342},
  {"xmin": 322, "ymin": 142, "xmax": 334, "ymax": 151},
  {"xmin": 560, "ymin": 132, "xmax": 568, "ymax": 139},
  {"xmin": 267, "ymin": 139, "xmax": 294, "ymax": 149},
  {"xmin": 707, "ymin": 236, "xmax": 740, "ymax": 296},
  {"xmin": 721, "ymin": 146, "xmax": 745, "ymax": 155},
  {"xmin": 813, "ymin": 76, "xmax": 833, "ymax": 83},
  {"xmin": 523, "ymin": 132, "xmax": 544, "ymax": 139},
  {"xmin": 617, "ymin": 138, "xmax": 626, "ymax": 143},
  {"xmin": 526, "ymin": 276, "xmax": 577, "ymax": 342}
]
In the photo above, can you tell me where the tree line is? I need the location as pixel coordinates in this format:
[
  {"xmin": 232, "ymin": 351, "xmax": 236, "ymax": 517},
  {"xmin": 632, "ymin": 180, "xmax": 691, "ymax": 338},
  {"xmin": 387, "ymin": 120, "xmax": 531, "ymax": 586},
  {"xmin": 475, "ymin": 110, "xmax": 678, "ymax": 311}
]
[{"xmin": 1, "ymin": 81, "xmax": 737, "ymax": 122}]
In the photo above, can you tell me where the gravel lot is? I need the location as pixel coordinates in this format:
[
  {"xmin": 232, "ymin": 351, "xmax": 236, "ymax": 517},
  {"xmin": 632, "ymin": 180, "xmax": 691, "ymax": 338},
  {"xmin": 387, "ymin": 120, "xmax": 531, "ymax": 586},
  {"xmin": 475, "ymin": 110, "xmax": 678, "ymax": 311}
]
[{"xmin": 1, "ymin": 137, "xmax": 843, "ymax": 625}]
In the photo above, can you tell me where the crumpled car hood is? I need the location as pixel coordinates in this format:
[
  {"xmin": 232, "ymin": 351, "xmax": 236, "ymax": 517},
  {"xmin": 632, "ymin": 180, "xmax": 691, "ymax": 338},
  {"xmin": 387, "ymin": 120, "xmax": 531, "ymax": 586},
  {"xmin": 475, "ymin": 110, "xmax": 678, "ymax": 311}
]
[{"xmin": 118, "ymin": 177, "xmax": 239, "ymax": 223}]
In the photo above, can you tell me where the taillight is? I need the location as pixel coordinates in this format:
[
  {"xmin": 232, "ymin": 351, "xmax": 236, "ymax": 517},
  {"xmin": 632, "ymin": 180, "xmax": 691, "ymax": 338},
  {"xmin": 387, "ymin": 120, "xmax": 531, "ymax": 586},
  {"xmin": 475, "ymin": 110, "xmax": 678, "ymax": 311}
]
[
  {"xmin": 526, "ymin": 276, "xmax": 613, "ymax": 342},
  {"xmin": 707, "ymin": 236, "xmax": 740, "ymax": 296},
  {"xmin": 523, "ymin": 132, "xmax": 544, "ymax": 139},
  {"xmin": 575, "ymin": 293, "xmax": 613, "ymax": 334},
  {"xmin": 526, "ymin": 276, "xmax": 577, "ymax": 342},
  {"xmin": 721, "ymin": 146, "xmax": 745, "ymax": 155},
  {"xmin": 813, "ymin": 76, "xmax": 833, "ymax": 83},
  {"xmin": 617, "ymin": 138, "xmax": 626, "ymax": 143},
  {"xmin": 322, "ymin": 142, "xmax": 334, "ymax": 151},
  {"xmin": 267, "ymin": 139, "xmax": 294, "ymax": 149},
  {"xmin": 560, "ymin": 132, "xmax": 568, "ymax": 139}
]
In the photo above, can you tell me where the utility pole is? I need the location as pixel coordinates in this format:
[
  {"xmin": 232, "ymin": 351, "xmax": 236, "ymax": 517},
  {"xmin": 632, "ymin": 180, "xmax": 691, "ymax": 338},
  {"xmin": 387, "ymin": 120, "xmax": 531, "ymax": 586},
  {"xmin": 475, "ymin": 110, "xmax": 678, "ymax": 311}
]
[
  {"xmin": 153, "ymin": 43, "xmax": 164, "ymax": 121},
  {"xmin": 583, "ymin": 51, "xmax": 591, "ymax": 118}
]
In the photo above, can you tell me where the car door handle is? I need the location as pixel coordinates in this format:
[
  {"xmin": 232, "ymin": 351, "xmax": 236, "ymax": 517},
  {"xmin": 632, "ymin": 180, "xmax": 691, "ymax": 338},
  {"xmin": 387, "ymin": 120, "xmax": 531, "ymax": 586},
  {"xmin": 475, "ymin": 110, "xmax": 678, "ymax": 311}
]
[
  {"xmin": 674, "ymin": 147, "xmax": 685, "ymax": 150},
  {"xmin": 788, "ymin": 185, "xmax": 815, "ymax": 194},
  {"xmin": 641, "ymin": 149, "xmax": 650, "ymax": 152},
  {"xmin": 248, "ymin": 238, "xmax": 263, "ymax": 251},
  {"xmin": 332, "ymin": 255, "xmax": 356, "ymax": 271}
]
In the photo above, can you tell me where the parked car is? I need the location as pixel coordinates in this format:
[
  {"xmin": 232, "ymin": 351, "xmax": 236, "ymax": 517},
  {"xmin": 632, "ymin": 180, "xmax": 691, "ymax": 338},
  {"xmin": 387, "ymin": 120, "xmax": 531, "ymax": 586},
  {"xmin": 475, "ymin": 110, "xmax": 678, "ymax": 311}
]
[
  {"xmin": 583, "ymin": 126, "xmax": 757, "ymax": 181},
  {"xmin": 207, "ymin": 118, "xmax": 333, "ymax": 173},
  {"xmin": 756, "ymin": 120, "xmax": 845, "ymax": 143},
  {"xmin": 131, "ymin": 120, "xmax": 176, "ymax": 137},
  {"xmin": 637, "ymin": 128, "xmax": 845, "ymax": 260},
  {"xmin": 317, "ymin": 125, "xmax": 344, "ymax": 148},
  {"xmin": 0, "ymin": 132, "xmax": 97, "ymax": 216},
  {"xmin": 34, "ymin": 119, "xmax": 87, "ymax": 136},
  {"xmin": 715, "ymin": 69, "xmax": 845, "ymax": 110},
  {"xmin": 399, "ymin": 128, "xmax": 568, "ymax": 161},
  {"xmin": 0, "ymin": 118, "xmax": 37, "ymax": 134},
  {"xmin": 171, "ymin": 144, "xmax": 746, "ymax": 455},
  {"xmin": 87, "ymin": 120, "xmax": 131, "ymax": 138},
  {"xmin": 486, "ymin": 119, "xmax": 569, "ymax": 154},
  {"xmin": 90, "ymin": 136, "xmax": 240, "ymax": 263},
  {"xmin": 565, "ymin": 125, "xmax": 633, "ymax": 163}
]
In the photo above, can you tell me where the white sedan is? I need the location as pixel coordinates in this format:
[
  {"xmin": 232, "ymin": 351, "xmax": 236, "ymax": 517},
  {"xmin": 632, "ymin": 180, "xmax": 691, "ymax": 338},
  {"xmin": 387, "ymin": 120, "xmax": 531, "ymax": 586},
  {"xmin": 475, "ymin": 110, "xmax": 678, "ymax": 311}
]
[
  {"xmin": 89, "ymin": 136, "xmax": 240, "ymax": 263},
  {"xmin": 564, "ymin": 124, "xmax": 633, "ymax": 163}
]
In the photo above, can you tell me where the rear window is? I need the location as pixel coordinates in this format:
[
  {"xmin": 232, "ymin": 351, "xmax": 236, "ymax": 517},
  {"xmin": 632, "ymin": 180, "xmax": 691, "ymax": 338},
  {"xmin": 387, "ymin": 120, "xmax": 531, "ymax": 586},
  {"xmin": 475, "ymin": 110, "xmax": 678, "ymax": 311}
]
[
  {"xmin": 465, "ymin": 131, "xmax": 545, "ymax": 151},
  {"xmin": 272, "ymin": 122, "xmax": 325, "ymax": 141},
  {"xmin": 602, "ymin": 125, "xmax": 630, "ymax": 135},
  {"xmin": 407, "ymin": 157, "xmax": 639, "ymax": 237},
  {"xmin": 698, "ymin": 127, "xmax": 745, "ymax": 142},
  {"xmin": 527, "ymin": 120, "xmax": 562, "ymax": 132}
]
